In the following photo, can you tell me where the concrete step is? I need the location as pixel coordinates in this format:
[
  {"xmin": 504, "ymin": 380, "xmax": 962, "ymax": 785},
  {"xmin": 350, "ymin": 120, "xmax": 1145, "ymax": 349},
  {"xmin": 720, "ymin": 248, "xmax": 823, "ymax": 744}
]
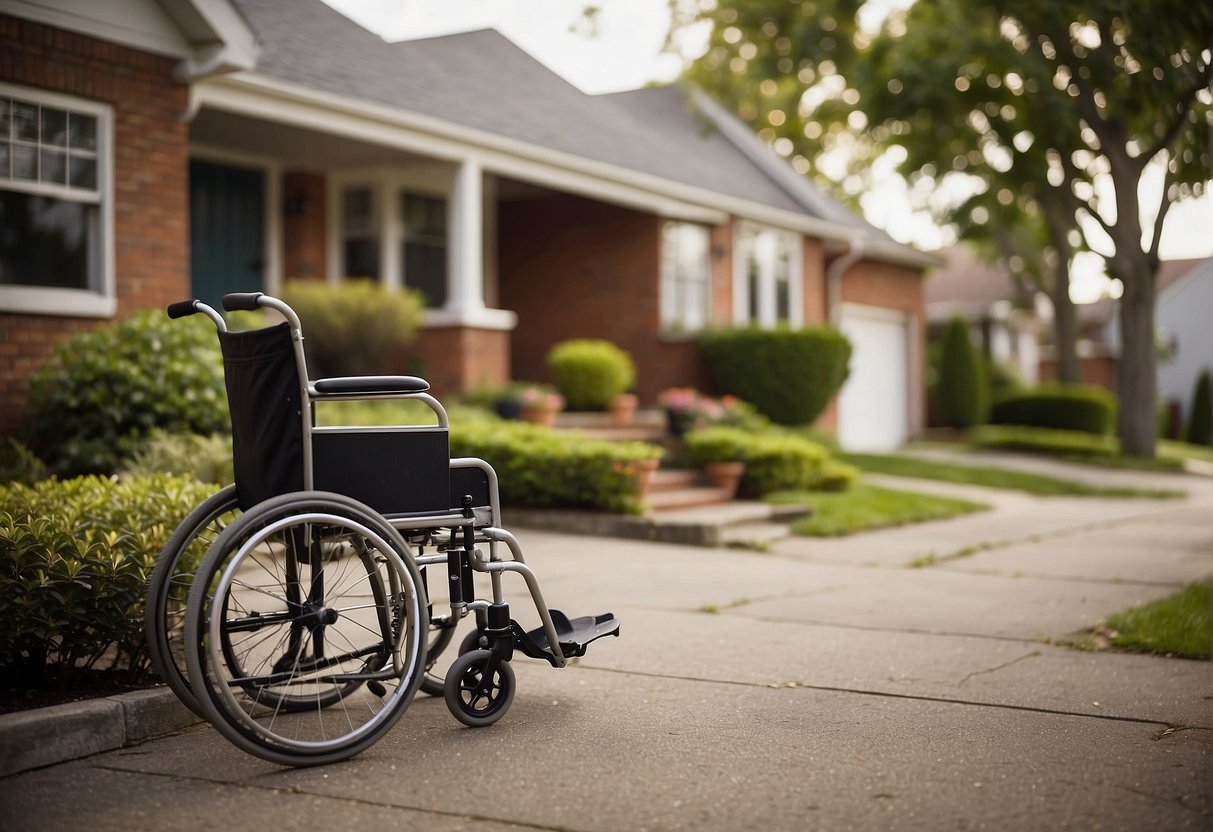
[
  {"xmin": 720, "ymin": 522, "xmax": 796, "ymax": 550},
  {"xmin": 650, "ymin": 469, "xmax": 698, "ymax": 492},
  {"xmin": 646, "ymin": 486, "xmax": 735, "ymax": 511}
]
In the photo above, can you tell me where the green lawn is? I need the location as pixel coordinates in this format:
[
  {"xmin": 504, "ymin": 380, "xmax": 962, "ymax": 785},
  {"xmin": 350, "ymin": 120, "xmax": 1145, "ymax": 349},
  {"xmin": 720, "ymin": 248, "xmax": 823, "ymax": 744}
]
[
  {"xmin": 1102, "ymin": 582, "xmax": 1211, "ymax": 660},
  {"xmin": 845, "ymin": 452, "xmax": 1185, "ymax": 499},
  {"xmin": 768, "ymin": 484, "xmax": 988, "ymax": 537}
]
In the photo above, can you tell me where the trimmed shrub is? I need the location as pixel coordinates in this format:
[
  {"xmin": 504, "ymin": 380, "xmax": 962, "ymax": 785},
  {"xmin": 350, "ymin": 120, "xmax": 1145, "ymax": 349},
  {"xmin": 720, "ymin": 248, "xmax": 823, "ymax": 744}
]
[
  {"xmin": 970, "ymin": 425, "xmax": 1119, "ymax": 457},
  {"xmin": 547, "ymin": 339, "xmax": 636, "ymax": 411},
  {"xmin": 685, "ymin": 426, "xmax": 846, "ymax": 496},
  {"xmin": 989, "ymin": 384, "xmax": 1117, "ymax": 435},
  {"xmin": 936, "ymin": 317, "xmax": 988, "ymax": 428},
  {"xmin": 122, "ymin": 430, "xmax": 235, "ymax": 486},
  {"xmin": 278, "ymin": 279, "xmax": 424, "ymax": 377},
  {"xmin": 1186, "ymin": 369, "xmax": 1212, "ymax": 447},
  {"xmin": 450, "ymin": 421, "xmax": 661, "ymax": 514},
  {"xmin": 699, "ymin": 326, "xmax": 851, "ymax": 425},
  {"xmin": 0, "ymin": 473, "xmax": 215, "ymax": 686},
  {"xmin": 1, "ymin": 438, "xmax": 47, "ymax": 485},
  {"xmin": 29, "ymin": 311, "xmax": 229, "ymax": 477}
]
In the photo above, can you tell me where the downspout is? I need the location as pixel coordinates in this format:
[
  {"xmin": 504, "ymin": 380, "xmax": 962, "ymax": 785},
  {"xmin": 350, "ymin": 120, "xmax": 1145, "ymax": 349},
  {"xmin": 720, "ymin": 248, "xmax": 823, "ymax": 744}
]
[{"xmin": 825, "ymin": 234, "xmax": 868, "ymax": 326}]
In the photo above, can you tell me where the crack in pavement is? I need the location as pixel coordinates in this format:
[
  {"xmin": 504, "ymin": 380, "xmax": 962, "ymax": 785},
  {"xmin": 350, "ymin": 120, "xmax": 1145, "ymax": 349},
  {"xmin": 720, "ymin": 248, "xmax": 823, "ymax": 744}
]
[{"xmin": 958, "ymin": 651, "xmax": 1042, "ymax": 685}]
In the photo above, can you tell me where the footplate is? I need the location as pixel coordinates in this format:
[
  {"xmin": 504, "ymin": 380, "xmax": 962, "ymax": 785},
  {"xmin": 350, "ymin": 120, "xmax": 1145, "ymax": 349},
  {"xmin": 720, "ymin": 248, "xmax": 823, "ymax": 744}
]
[{"xmin": 513, "ymin": 610, "xmax": 620, "ymax": 667}]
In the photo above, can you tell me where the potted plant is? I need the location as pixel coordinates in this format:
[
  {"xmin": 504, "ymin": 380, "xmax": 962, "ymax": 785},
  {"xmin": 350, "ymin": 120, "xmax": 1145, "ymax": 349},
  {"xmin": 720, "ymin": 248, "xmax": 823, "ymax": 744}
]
[
  {"xmin": 658, "ymin": 387, "xmax": 724, "ymax": 437},
  {"xmin": 518, "ymin": 383, "xmax": 565, "ymax": 427},
  {"xmin": 609, "ymin": 392, "xmax": 639, "ymax": 427},
  {"xmin": 547, "ymin": 339, "xmax": 637, "ymax": 413}
]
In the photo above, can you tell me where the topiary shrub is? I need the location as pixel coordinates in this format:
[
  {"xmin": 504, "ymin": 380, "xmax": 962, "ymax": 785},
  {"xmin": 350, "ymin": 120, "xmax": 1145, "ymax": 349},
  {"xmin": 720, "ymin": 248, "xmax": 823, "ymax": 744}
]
[
  {"xmin": 1186, "ymin": 369, "xmax": 1212, "ymax": 447},
  {"xmin": 0, "ymin": 473, "xmax": 216, "ymax": 687},
  {"xmin": 989, "ymin": 383, "xmax": 1117, "ymax": 435},
  {"xmin": 699, "ymin": 326, "xmax": 851, "ymax": 425},
  {"xmin": 450, "ymin": 421, "xmax": 661, "ymax": 514},
  {"xmin": 0, "ymin": 438, "xmax": 47, "ymax": 485},
  {"xmin": 278, "ymin": 279, "xmax": 424, "ymax": 377},
  {"xmin": 547, "ymin": 339, "xmax": 636, "ymax": 411},
  {"xmin": 121, "ymin": 430, "xmax": 235, "ymax": 486},
  {"xmin": 685, "ymin": 425, "xmax": 845, "ymax": 496},
  {"xmin": 935, "ymin": 317, "xmax": 988, "ymax": 428},
  {"xmin": 29, "ymin": 311, "xmax": 229, "ymax": 477}
]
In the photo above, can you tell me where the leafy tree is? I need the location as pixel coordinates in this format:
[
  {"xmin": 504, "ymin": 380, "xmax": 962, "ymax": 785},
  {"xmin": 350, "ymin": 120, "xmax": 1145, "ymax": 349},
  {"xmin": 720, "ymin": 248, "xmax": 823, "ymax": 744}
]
[{"xmin": 676, "ymin": 0, "xmax": 1213, "ymax": 457}]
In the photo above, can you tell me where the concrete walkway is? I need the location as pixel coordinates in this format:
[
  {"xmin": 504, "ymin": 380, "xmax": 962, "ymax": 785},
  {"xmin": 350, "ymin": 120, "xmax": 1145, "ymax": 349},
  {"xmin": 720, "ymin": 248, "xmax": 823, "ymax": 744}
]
[{"xmin": 1, "ymin": 457, "xmax": 1210, "ymax": 831}]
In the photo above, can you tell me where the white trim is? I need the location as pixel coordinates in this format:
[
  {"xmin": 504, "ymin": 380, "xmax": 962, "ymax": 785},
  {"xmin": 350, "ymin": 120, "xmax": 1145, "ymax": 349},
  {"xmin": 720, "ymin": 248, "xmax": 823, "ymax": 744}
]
[
  {"xmin": 188, "ymin": 145, "xmax": 282, "ymax": 294},
  {"xmin": 193, "ymin": 74, "xmax": 938, "ymax": 269},
  {"xmin": 0, "ymin": 82, "xmax": 114, "ymax": 318},
  {"xmin": 424, "ymin": 306, "xmax": 517, "ymax": 330}
]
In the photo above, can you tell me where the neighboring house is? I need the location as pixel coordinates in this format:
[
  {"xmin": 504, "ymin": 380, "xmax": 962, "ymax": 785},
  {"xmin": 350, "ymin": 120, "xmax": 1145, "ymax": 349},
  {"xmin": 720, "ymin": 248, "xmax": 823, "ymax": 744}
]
[
  {"xmin": 1, "ymin": 0, "xmax": 934, "ymax": 452},
  {"xmin": 924, "ymin": 244, "xmax": 1042, "ymax": 385}
]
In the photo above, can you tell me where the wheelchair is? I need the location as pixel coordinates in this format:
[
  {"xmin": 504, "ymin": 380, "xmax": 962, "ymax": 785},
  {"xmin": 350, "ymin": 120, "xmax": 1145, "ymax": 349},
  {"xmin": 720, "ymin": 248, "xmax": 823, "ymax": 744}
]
[{"xmin": 144, "ymin": 292, "xmax": 619, "ymax": 766}]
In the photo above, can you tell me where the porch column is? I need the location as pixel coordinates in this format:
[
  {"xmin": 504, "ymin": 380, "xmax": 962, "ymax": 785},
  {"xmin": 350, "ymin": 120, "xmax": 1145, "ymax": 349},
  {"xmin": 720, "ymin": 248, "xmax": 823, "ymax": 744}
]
[{"xmin": 447, "ymin": 157, "xmax": 485, "ymax": 313}]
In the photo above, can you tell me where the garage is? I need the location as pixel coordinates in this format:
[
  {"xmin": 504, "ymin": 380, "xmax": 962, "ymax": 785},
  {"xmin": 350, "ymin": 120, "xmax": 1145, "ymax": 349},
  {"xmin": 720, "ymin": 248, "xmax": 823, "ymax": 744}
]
[{"xmin": 837, "ymin": 303, "xmax": 911, "ymax": 451}]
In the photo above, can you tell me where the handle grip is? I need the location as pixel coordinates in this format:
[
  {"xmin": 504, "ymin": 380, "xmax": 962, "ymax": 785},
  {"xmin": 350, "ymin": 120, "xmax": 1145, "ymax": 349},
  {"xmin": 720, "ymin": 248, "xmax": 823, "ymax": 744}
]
[
  {"xmin": 222, "ymin": 292, "xmax": 264, "ymax": 312},
  {"xmin": 167, "ymin": 300, "xmax": 200, "ymax": 319}
]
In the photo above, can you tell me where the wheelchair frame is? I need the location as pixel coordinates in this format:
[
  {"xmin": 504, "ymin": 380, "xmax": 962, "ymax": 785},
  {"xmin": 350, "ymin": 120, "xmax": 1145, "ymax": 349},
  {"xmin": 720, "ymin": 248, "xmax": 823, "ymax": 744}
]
[{"xmin": 148, "ymin": 292, "xmax": 619, "ymax": 766}]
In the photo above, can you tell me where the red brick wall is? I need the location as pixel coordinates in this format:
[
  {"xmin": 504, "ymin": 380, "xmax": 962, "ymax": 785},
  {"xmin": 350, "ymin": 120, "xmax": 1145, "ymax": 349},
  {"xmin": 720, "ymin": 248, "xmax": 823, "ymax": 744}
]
[
  {"xmin": 498, "ymin": 194, "xmax": 713, "ymax": 403},
  {"xmin": 412, "ymin": 326, "xmax": 510, "ymax": 397},
  {"xmin": 802, "ymin": 237, "xmax": 827, "ymax": 324},
  {"xmin": 282, "ymin": 171, "xmax": 327, "ymax": 281},
  {"xmin": 0, "ymin": 15, "xmax": 189, "ymax": 435}
]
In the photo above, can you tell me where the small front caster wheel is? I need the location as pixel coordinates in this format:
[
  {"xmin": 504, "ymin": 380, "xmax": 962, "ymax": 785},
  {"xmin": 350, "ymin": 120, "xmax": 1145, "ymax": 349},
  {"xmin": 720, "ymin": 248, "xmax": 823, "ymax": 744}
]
[{"xmin": 444, "ymin": 649, "xmax": 515, "ymax": 728}]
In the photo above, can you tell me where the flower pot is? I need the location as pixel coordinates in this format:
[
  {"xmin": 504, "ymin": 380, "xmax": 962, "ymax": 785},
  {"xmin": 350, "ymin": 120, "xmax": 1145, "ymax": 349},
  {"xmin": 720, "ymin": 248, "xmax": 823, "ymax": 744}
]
[
  {"xmin": 522, "ymin": 402, "xmax": 560, "ymax": 427},
  {"xmin": 609, "ymin": 393, "xmax": 639, "ymax": 427},
  {"xmin": 631, "ymin": 457, "xmax": 660, "ymax": 500},
  {"xmin": 703, "ymin": 461, "xmax": 745, "ymax": 498}
]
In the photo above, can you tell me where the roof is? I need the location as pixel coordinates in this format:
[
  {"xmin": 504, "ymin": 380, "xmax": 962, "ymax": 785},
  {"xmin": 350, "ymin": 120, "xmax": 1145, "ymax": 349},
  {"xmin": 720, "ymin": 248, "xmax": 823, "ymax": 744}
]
[
  {"xmin": 228, "ymin": 0, "xmax": 897, "ymax": 243},
  {"xmin": 924, "ymin": 244, "xmax": 1034, "ymax": 321}
]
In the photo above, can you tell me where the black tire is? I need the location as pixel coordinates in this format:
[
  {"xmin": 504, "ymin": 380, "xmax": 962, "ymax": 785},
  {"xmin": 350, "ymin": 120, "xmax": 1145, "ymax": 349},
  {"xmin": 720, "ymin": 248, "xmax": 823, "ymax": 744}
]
[
  {"xmin": 443, "ymin": 649, "xmax": 515, "ymax": 728},
  {"xmin": 184, "ymin": 492, "xmax": 427, "ymax": 766},
  {"xmin": 143, "ymin": 485, "xmax": 240, "ymax": 718}
]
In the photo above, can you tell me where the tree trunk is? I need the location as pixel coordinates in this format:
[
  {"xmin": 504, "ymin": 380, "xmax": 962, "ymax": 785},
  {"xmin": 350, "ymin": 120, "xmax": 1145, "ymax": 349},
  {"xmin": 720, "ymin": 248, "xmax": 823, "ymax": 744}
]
[
  {"xmin": 1116, "ymin": 264, "xmax": 1158, "ymax": 458},
  {"xmin": 1047, "ymin": 260, "xmax": 1080, "ymax": 383}
]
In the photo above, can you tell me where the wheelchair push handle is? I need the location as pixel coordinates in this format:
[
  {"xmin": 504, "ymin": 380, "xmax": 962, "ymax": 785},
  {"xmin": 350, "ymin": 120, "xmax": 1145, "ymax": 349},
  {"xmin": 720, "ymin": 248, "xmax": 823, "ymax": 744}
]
[
  {"xmin": 222, "ymin": 292, "xmax": 265, "ymax": 312},
  {"xmin": 166, "ymin": 299, "xmax": 226, "ymax": 332}
]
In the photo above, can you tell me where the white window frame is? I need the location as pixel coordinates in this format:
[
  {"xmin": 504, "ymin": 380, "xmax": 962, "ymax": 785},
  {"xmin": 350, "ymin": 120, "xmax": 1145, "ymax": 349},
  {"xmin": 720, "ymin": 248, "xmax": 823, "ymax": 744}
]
[
  {"xmin": 0, "ymin": 82, "xmax": 114, "ymax": 317},
  {"xmin": 659, "ymin": 220, "xmax": 712, "ymax": 335},
  {"xmin": 732, "ymin": 222, "xmax": 803, "ymax": 328}
]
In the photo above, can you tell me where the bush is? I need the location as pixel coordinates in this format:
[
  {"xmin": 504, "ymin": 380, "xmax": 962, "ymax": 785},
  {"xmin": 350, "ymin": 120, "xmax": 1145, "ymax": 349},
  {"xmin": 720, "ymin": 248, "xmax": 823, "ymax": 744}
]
[
  {"xmin": 278, "ymin": 279, "xmax": 424, "ymax": 377},
  {"xmin": 970, "ymin": 425, "xmax": 1119, "ymax": 457},
  {"xmin": 0, "ymin": 473, "xmax": 215, "ymax": 686},
  {"xmin": 1186, "ymin": 369, "xmax": 1212, "ymax": 447},
  {"xmin": 989, "ymin": 383, "xmax": 1117, "ymax": 435},
  {"xmin": 547, "ymin": 339, "xmax": 636, "ymax": 411},
  {"xmin": 29, "ymin": 311, "xmax": 229, "ymax": 477},
  {"xmin": 122, "ymin": 430, "xmax": 234, "ymax": 485},
  {"xmin": 699, "ymin": 326, "xmax": 851, "ymax": 425},
  {"xmin": 936, "ymin": 317, "xmax": 988, "ymax": 428},
  {"xmin": 685, "ymin": 426, "xmax": 848, "ymax": 496},
  {"xmin": 1, "ymin": 438, "xmax": 47, "ymax": 485},
  {"xmin": 450, "ymin": 421, "xmax": 661, "ymax": 514}
]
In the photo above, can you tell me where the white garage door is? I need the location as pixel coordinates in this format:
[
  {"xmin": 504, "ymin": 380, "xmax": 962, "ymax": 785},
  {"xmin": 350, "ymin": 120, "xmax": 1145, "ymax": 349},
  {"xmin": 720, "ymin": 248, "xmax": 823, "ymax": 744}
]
[{"xmin": 837, "ymin": 304, "xmax": 909, "ymax": 452}]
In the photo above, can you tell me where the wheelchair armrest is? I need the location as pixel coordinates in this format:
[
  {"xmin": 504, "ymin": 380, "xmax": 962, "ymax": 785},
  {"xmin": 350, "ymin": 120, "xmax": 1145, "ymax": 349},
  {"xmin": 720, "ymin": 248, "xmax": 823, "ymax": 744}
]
[{"xmin": 312, "ymin": 375, "xmax": 430, "ymax": 396}]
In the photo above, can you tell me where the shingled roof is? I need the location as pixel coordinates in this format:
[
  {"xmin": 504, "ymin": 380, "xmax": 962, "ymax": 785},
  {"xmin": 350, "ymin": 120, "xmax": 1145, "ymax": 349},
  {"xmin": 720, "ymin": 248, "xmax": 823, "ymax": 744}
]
[{"xmin": 229, "ymin": 0, "xmax": 893, "ymax": 241}]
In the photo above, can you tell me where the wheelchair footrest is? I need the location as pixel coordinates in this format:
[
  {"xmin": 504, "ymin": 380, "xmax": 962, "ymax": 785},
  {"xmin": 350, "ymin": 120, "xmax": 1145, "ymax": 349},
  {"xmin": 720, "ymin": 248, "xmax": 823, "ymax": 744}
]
[{"xmin": 513, "ymin": 609, "xmax": 620, "ymax": 666}]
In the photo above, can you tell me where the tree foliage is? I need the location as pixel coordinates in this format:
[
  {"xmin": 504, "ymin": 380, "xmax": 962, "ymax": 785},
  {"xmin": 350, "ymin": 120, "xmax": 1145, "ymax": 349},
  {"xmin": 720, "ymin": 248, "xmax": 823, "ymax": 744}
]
[{"xmin": 677, "ymin": 0, "xmax": 1213, "ymax": 456}]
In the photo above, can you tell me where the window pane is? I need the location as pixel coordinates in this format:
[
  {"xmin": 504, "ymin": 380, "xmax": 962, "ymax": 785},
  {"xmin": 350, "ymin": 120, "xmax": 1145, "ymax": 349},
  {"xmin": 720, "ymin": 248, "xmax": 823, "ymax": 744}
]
[
  {"xmin": 12, "ymin": 102, "xmax": 37, "ymax": 142},
  {"xmin": 0, "ymin": 142, "xmax": 9, "ymax": 178},
  {"xmin": 342, "ymin": 187, "xmax": 374, "ymax": 234},
  {"xmin": 40, "ymin": 108, "xmax": 67, "ymax": 147},
  {"xmin": 40, "ymin": 148, "xmax": 66, "ymax": 185},
  {"xmin": 343, "ymin": 238, "xmax": 379, "ymax": 280},
  {"xmin": 11, "ymin": 144, "xmax": 36, "ymax": 180},
  {"xmin": 68, "ymin": 113, "xmax": 96, "ymax": 150},
  {"xmin": 404, "ymin": 241, "xmax": 447, "ymax": 308},
  {"xmin": 0, "ymin": 101, "xmax": 10, "ymax": 140},
  {"xmin": 0, "ymin": 190, "xmax": 93, "ymax": 289},
  {"xmin": 68, "ymin": 155, "xmax": 96, "ymax": 189}
]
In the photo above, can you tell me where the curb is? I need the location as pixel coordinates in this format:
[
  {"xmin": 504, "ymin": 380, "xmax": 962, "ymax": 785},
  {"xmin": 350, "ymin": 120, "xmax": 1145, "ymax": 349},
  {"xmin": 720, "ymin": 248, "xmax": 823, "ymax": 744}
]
[{"xmin": 0, "ymin": 687, "xmax": 200, "ymax": 778}]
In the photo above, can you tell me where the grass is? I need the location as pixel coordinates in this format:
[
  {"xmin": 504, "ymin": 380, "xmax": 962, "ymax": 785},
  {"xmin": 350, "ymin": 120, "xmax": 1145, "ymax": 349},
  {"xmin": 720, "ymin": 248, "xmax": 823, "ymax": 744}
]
[
  {"xmin": 768, "ymin": 484, "xmax": 988, "ymax": 537},
  {"xmin": 1101, "ymin": 582, "xmax": 1211, "ymax": 660},
  {"xmin": 844, "ymin": 452, "xmax": 1185, "ymax": 499}
]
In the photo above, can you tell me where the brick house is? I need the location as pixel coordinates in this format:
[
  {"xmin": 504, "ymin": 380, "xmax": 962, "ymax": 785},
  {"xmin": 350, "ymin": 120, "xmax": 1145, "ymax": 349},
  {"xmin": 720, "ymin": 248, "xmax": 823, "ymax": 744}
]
[{"xmin": 1, "ymin": 0, "xmax": 933, "ymax": 451}]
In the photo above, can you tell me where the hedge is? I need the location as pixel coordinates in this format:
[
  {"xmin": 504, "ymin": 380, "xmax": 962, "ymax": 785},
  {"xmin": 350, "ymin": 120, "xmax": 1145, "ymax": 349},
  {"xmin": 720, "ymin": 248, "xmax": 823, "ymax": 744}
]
[
  {"xmin": 0, "ymin": 473, "xmax": 215, "ymax": 686},
  {"xmin": 1187, "ymin": 370, "xmax": 1211, "ymax": 447},
  {"xmin": 699, "ymin": 326, "xmax": 851, "ymax": 425},
  {"xmin": 685, "ymin": 426, "xmax": 856, "ymax": 496},
  {"xmin": 450, "ymin": 421, "xmax": 661, "ymax": 514},
  {"xmin": 989, "ymin": 384, "xmax": 1117, "ymax": 435},
  {"xmin": 936, "ymin": 317, "xmax": 988, "ymax": 428}
]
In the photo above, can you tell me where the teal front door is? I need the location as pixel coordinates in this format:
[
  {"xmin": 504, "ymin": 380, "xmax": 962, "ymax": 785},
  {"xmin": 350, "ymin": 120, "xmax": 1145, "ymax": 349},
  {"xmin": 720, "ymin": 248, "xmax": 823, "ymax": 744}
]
[{"xmin": 190, "ymin": 160, "xmax": 265, "ymax": 311}]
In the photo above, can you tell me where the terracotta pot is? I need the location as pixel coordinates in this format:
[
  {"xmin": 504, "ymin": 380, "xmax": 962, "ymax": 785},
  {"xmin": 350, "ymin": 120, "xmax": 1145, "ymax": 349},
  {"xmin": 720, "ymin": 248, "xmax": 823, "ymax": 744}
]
[
  {"xmin": 609, "ymin": 393, "xmax": 639, "ymax": 427},
  {"xmin": 522, "ymin": 403, "xmax": 560, "ymax": 427},
  {"xmin": 632, "ymin": 457, "xmax": 661, "ymax": 500},
  {"xmin": 703, "ymin": 461, "xmax": 745, "ymax": 497}
]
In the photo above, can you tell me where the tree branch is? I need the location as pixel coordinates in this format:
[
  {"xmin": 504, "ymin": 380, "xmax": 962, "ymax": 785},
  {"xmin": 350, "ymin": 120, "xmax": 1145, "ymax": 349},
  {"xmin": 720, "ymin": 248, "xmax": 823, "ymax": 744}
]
[
  {"xmin": 1137, "ymin": 69, "xmax": 1212, "ymax": 164},
  {"xmin": 1147, "ymin": 165, "xmax": 1179, "ymax": 262}
]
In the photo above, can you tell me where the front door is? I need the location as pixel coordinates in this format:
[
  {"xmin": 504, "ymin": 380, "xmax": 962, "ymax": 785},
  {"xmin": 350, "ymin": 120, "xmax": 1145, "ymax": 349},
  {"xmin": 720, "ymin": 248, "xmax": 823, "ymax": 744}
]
[{"xmin": 189, "ymin": 160, "xmax": 264, "ymax": 310}]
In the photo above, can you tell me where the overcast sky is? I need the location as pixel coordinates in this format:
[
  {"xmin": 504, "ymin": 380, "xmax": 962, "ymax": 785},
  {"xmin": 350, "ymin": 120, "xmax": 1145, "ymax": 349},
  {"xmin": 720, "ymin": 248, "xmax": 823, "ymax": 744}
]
[{"xmin": 321, "ymin": 0, "xmax": 1212, "ymax": 298}]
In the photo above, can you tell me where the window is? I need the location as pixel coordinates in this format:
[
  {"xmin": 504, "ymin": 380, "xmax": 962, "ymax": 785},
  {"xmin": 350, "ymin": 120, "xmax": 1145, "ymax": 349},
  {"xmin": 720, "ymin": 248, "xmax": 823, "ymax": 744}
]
[
  {"xmin": 735, "ymin": 224, "xmax": 800, "ymax": 328},
  {"xmin": 0, "ymin": 84, "xmax": 112, "ymax": 316},
  {"xmin": 400, "ymin": 192, "xmax": 447, "ymax": 308},
  {"xmin": 341, "ymin": 186, "xmax": 379, "ymax": 280},
  {"xmin": 660, "ymin": 221, "xmax": 710, "ymax": 332}
]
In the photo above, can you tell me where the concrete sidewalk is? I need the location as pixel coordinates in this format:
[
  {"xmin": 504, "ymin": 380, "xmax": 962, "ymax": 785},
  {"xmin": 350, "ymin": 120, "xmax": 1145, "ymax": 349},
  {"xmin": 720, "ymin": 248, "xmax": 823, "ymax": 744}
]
[{"xmin": 1, "ymin": 460, "xmax": 1210, "ymax": 831}]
